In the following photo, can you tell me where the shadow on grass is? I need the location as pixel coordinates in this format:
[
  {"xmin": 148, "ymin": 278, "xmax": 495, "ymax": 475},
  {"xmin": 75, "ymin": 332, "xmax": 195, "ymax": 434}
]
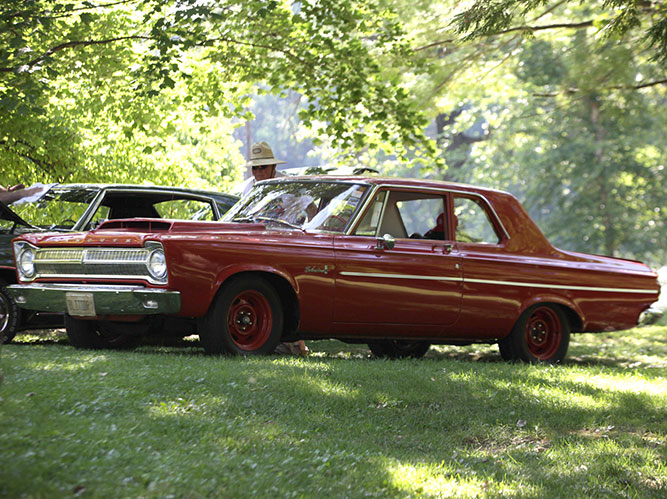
[
  {"xmin": 2, "ymin": 328, "xmax": 666, "ymax": 497},
  {"xmin": 8, "ymin": 332, "xmax": 661, "ymax": 372}
]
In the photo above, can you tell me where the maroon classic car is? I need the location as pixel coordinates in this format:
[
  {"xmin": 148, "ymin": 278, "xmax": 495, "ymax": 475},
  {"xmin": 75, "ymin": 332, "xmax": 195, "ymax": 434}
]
[{"xmin": 7, "ymin": 177, "xmax": 661, "ymax": 363}]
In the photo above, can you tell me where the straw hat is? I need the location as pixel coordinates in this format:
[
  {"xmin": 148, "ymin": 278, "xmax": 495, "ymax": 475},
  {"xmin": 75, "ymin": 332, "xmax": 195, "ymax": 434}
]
[{"xmin": 246, "ymin": 141, "xmax": 286, "ymax": 167}]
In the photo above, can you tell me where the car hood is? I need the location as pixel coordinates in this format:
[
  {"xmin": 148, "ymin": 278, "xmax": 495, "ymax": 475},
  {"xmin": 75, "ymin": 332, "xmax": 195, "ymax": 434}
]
[{"xmin": 15, "ymin": 218, "xmax": 269, "ymax": 247}]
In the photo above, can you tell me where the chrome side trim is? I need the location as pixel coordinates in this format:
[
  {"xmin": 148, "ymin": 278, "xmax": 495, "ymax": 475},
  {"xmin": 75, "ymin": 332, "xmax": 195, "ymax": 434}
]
[
  {"xmin": 464, "ymin": 278, "xmax": 658, "ymax": 295},
  {"xmin": 340, "ymin": 271, "xmax": 461, "ymax": 282},
  {"xmin": 339, "ymin": 271, "xmax": 658, "ymax": 294}
]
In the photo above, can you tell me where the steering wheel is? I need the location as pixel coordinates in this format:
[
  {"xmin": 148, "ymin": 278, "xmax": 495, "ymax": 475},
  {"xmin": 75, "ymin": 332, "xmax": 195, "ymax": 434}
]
[
  {"xmin": 50, "ymin": 219, "xmax": 76, "ymax": 229},
  {"xmin": 322, "ymin": 215, "xmax": 347, "ymax": 231}
]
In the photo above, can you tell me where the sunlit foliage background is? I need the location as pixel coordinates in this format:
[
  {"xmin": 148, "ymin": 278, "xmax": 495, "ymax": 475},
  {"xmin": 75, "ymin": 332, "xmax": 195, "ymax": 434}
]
[{"xmin": 1, "ymin": 0, "xmax": 665, "ymax": 264}]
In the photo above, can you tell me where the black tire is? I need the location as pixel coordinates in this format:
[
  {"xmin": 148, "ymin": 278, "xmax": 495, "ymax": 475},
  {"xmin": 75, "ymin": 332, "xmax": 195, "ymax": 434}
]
[
  {"xmin": 0, "ymin": 279, "xmax": 21, "ymax": 344},
  {"xmin": 503, "ymin": 304, "xmax": 570, "ymax": 364},
  {"xmin": 497, "ymin": 335, "xmax": 516, "ymax": 361},
  {"xmin": 199, "ymin": 277, "xmax": 283, "ymax": 355},
  {"xmin": 368, "ymin": 340, "xmax": 431, "ymax": 359},
  {"xmin": 65, "ymin": 316, "xmax": 136, "ymax": 349}
]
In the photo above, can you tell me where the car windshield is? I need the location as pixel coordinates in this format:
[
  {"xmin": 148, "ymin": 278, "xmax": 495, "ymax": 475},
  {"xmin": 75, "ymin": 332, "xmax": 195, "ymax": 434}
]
[
  {"xmin": 8, "ymin": 185, "xmax": 101, "ymax": 230},
  {"xmin": 223, "ymin": 180, "xmax": 370, "ymax": 232}
]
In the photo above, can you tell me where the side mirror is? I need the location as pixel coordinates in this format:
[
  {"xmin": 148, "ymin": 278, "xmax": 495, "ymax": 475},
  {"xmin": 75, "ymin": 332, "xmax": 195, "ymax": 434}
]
[{"xmin": 376, "ymin": 233, "xmax": 395, "ymax": 250}]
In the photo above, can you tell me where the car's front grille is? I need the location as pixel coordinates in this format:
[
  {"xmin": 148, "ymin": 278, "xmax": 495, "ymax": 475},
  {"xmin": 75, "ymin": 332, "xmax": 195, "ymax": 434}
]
[{"xmin": 33, "ymin": 246, "xmax": 161, "ymax": 283}]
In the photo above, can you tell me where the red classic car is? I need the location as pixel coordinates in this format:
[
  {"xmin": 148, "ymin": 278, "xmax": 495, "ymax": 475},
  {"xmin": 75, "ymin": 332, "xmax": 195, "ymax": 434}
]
[{"xmin": 7, "ymin": 177, "xmax": 661, "ymax": 363}]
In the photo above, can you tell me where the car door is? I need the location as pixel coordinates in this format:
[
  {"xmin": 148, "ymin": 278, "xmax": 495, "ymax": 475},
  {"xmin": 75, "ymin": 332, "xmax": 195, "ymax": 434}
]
[{"xmin": 332, "ymin": 188, "xmax": 463, "ymax": 336}]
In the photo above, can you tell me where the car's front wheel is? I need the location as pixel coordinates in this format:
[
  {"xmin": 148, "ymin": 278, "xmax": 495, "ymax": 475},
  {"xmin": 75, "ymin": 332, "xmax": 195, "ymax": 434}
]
[
  {"xmin": 501, "ymin": 304, "xmax": 570, "ymax": 364},
  {"xmin": 199, "ymin": 277, "xmax": 283, "ymax": 355},
  {"xmin": 65, "ymin": 316, "xmax": 136, "ymax": 349},
  {"xmin": 368, "ymin": 340, "xmax": 431, "ymax": 359},
  {"xmin": 1, "ymin": 279, "xmax": 20, "ymax": 344}
]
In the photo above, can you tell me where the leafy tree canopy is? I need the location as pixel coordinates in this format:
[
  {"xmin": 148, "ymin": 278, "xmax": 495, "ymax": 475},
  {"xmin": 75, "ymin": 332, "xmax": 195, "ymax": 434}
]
[
  {"xmin": 452, "ymin": 0, "xmax": 667, "ymax": 65},
  {"xmin": 0, "ymin": 0, "xmax": 434, "ymax": 186},
  {"xmin": 392, "ymin": 0, "xmax": 666, "ymax": 264}
]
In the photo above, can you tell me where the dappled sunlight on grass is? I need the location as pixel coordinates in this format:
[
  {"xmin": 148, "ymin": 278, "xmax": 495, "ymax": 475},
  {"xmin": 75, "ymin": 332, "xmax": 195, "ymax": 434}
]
[
  {"xmin": 387, "ymin": 460, "xmax": 512, "ymax": 498},
  {"xmin": 570, "ymin": 372, "xmax": 667, "ymax": 396},
  {"xmin": 11, "ymin": 328, "xmax": 68, "ymax": 344},
  {"xmin": 1, "ymin": 325, "xmax": 666, "ymax": 497}
]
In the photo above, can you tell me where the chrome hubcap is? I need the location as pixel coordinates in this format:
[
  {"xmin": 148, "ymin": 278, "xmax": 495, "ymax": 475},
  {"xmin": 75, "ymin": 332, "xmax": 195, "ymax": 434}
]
[{"xmin": 0, "ymin": 293, "xmax": 10, "ymax": 333}]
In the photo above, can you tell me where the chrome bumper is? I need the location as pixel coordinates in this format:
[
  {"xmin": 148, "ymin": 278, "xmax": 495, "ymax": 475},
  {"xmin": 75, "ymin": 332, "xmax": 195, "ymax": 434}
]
[{"xmin": 7, "ymin": 283, "xmax": 181, "ymax": 316}]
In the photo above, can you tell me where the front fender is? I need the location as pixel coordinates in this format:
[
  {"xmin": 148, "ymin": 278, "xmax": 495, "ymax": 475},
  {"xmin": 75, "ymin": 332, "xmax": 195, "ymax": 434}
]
[{"xmin": 214, "ymin": 264, "xmax": 299, "ymax": 296}]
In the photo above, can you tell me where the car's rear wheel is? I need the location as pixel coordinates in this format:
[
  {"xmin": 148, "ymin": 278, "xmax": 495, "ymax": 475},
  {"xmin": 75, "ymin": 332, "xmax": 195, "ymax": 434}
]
[
  {"xmin": 0, "ymin": 279, "xmax": 20, "ymax": 344},
  {"xmin": 368, "ymin": 340, "xmax": 431, "ymax": 359},
  {"xmin": 199, "ymin": 277, "xmax": 283, "ymax": 355},
  {"xmin": 504, "ymin": 304, "xmax": 570, "ymax": 364},
  {"xmin": 65, "ymin": 316, "xmax": 136, "ymax": 349}
]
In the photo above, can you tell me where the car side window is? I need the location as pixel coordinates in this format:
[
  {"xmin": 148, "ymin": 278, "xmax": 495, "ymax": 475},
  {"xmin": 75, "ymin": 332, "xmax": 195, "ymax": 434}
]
[
  {"xmin": 395, "ymin": 198, "xmax": 446, "ymax": 240},
  {"xmin": 89, "ymin": 205, "xmax": 111, "ymax": 229},
  {"xmin": 12, "ymin": 200, "xmax": 91, "ymax": 229},
  {"xmin": 355, "ymin": 190, "xmax": 447, "ymax": 241},
  {"xmin": 453, "ymin": 196, "xmax": 500, "ymax": 244},
  {"xmin": 154, "ymin": 199, "xmax": 215, "ymax": 220}
]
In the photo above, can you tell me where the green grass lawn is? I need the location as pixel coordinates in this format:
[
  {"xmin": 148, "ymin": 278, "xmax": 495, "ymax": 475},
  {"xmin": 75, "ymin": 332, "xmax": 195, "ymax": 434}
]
[{"xmin": 1, "ymin": 326, "xmax": 666, "ymax": 498}]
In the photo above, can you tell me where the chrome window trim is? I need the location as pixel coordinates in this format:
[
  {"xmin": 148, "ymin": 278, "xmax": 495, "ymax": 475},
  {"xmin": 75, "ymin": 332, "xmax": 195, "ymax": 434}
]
[
  {"xmin": 74, "ymin": 187, "xmax": 223, "ymax": 231},
  {"xmin": 344, "ymin": 184, "xmax": 381, "ymax": 236},
  {"xmin": 344, "ymin": 183, "xmax": 510, "ymax": 241}
]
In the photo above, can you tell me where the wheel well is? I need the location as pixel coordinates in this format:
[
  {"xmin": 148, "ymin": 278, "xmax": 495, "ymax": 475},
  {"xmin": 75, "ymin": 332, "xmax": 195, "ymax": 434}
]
[
  {"xmin": 552, "ymin": 303, "xmax": 582, "ymax": 332},
  {"xmin": 0, "ymin": 268, "xmax": 16, "ymax": 285},
  {"xmin": 221, "ymin": 271, "xmax": 300, "ymax": 339}
]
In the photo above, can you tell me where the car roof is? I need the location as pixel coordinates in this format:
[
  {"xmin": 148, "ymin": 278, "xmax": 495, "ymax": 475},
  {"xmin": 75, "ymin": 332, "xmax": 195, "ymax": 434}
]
[
  {"xmin": 263, "ymin": 175, "xmax": 509, "ymax": 197},
  {"xmin": 52, "ymin": 183, "xmax": 238, "ymax": 200},
  {"xmin": 1, "ymin": 183, "xmax": 239, "ymax": 229}
]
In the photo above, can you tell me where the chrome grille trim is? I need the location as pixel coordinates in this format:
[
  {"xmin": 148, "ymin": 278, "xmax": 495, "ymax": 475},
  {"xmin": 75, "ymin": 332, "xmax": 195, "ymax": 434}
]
[{"xmin": 31, "ymin": 245, "xmax": 166, "ymax": 285}]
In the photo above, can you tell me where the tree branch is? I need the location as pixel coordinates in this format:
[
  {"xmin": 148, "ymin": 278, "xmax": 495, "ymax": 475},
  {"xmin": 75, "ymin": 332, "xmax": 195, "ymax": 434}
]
[
  {"xmin": 0, "ymin": 0, "xmax": 140, "ymax": 21},
  {"xmin": 533, "ymin": 79, "xmax": 667, "ymax": 97},
  {"xmin": 415, "ymin": 19, "xmax": 593, "ymax": 52},
  {"xmin": 202, "ymin": 37, "xmax": 309, "ymax": 66},
  {"xmin": 0, "ymin": 36, "xmax": 151, "ymax": 73},
  {"xmin": 494, "ymin": 20, "xmax": 594, "ymax": 36},
  {"xmin": 0, "ymin": 139, "xmax": 57, "ymax": 175},
  {"xmin": 1, "ymin": 31, "xmax": 310, "ymax": 74},
  {"xmin": 628, "ymin": 78, "xmax": 667, "ymax": 90},
  {"xmin": 414, "ymin": 39, "xmax": 456, "ymax": 52}
]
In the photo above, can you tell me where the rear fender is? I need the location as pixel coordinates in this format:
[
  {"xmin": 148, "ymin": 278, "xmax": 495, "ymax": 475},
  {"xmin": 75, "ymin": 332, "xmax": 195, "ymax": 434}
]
[{"xmin": 517, "ymin": 294, "xmax": 584, "ymax": 332}]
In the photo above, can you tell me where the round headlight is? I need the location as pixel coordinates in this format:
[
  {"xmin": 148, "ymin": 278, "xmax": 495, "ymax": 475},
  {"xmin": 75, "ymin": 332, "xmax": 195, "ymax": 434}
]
[
  {"xmin": 18, "ymin": 246, "xmax": 36, "ymax": 279},
  {"xmin": 147, "ymin": 249, "xmax": 167, "ymax": 281}
]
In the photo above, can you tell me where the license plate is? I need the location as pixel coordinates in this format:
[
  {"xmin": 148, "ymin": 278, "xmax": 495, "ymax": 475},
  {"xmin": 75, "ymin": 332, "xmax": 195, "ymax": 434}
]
[{"xmin": 66, "ymin": 292, "xmax": 96, "ymax": 317}]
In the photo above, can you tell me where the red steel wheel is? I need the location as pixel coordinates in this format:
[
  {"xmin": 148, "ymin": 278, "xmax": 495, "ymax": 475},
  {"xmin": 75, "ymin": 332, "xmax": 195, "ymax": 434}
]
[
  {"xmin": 227, "ymin": 290, "xmax": 273, "ymax": 351},
  {"xmin": 199, "ymin": 276, "xmax": 284, "ymax": 355},
  {"xmin": 524, "ymin": 306, "xmax": 562, "ymax": 360},
  {"xmin": 505, "ymin": 304, "xmax": 571, "ymax": 364}
]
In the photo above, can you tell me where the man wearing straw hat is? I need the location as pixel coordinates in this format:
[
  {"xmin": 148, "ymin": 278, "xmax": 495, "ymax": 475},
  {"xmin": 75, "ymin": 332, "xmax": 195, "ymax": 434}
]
[
  {"xmin": 233, "ymin": 142, "xmax": 309, "ymax": 355},
  {"xmin": 236, "ymin": 141, "xmax": 287, "ymax": 197}
]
